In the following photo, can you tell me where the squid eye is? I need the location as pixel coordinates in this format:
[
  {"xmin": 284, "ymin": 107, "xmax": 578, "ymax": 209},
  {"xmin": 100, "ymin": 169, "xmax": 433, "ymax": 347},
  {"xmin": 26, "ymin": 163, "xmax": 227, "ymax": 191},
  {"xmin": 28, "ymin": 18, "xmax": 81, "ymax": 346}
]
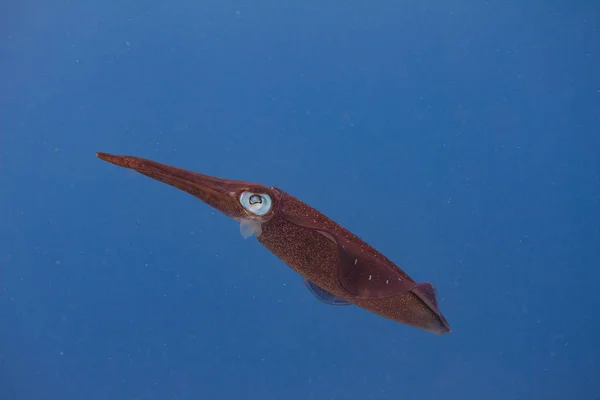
[{"xmin": 239, "ymin": 192, "xmax": 272, "ymax": 215}]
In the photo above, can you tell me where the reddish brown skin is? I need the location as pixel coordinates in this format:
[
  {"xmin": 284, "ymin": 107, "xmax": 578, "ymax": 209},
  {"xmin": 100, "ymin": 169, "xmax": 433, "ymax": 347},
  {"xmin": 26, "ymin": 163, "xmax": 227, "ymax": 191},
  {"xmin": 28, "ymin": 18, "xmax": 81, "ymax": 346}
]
[{"xmin": 97, "ymin": 152, "xmax": 451, "ymax": 335}]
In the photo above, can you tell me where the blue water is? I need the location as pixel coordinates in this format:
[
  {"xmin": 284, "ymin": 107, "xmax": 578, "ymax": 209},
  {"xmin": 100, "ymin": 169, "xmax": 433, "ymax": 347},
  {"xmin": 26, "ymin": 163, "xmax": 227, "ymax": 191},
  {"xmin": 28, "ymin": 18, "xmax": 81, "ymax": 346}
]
[{"xmin": 2, "ymin": 2, "xmax": 599, "ymax": 399}]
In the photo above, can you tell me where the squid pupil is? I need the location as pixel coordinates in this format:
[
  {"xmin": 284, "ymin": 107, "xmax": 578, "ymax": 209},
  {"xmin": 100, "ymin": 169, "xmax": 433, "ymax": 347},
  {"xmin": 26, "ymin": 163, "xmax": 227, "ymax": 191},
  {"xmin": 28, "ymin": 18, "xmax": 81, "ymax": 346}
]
[{"xmin": 249, "ymin": 195, "xmax": 262, "ymax": 205}]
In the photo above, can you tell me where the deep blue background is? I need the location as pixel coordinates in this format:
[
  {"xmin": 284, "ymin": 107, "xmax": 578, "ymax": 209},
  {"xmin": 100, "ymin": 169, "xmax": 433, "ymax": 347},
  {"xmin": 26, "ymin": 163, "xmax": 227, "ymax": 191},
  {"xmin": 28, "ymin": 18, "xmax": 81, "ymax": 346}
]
[{"xmin": 1, "ymin": 1, "xmax": 599, "ymax": 399}]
